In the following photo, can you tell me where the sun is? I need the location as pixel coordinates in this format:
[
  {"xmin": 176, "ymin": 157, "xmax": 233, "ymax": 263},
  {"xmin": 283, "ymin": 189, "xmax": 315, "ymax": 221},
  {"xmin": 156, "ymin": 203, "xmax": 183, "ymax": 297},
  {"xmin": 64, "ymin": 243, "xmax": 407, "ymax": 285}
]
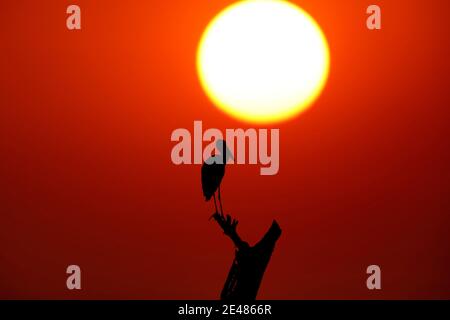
[{"xmin": 197, "ymin": 0, "xmax": 330, "ymax": 123}]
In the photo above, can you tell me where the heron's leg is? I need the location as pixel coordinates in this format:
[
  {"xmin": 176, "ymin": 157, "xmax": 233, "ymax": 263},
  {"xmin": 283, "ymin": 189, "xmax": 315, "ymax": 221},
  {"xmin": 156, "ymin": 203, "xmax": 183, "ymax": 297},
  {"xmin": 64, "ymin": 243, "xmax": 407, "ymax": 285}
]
[
  {"xmin": 218, "ymin": 185, "xmax": 224, "ymax": 217},
  {"xmin": 213, "ymin": 193, "xmax": 219, "ymax": 215}
]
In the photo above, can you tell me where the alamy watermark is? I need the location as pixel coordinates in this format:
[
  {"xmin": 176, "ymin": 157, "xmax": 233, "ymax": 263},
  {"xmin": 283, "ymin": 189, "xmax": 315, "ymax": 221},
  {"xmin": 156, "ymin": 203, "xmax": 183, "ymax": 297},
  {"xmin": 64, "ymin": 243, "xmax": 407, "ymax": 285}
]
[{"xmin": 170, "ymin": 121, "xmax": 279, "ymax": 175}]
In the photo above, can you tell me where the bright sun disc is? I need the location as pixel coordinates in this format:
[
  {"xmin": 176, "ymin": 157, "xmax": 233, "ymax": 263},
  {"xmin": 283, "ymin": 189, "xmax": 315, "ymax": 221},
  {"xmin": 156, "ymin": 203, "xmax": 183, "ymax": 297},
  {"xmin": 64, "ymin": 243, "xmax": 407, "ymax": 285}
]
[{"xmin": 197, "ymin": 0, "xmax": 330, "ymax": 123}]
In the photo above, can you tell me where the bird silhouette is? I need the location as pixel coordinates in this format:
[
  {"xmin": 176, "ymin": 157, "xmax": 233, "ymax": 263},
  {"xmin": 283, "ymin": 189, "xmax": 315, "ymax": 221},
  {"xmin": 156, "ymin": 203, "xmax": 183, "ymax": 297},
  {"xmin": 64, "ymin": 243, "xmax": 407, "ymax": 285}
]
[{"xmin": 201, "ymin": 139, "xmax": 233, "ymax": 218}]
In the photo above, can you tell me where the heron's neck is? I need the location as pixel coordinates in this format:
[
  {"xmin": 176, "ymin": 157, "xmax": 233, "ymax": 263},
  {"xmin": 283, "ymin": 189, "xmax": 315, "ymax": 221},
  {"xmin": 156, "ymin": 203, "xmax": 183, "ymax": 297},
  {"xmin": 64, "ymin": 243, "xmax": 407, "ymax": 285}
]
[{"xmin": 212, "ymin": 151, "xmax": 231, "ymax": 164}]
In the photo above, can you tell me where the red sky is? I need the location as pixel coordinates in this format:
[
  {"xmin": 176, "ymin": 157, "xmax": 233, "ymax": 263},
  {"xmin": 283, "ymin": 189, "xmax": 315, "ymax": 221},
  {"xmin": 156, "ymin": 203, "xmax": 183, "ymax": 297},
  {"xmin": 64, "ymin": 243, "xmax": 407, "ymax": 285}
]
[{"xmin": 1, "ymin": 0, "xmax": 449, "ymax": 299}]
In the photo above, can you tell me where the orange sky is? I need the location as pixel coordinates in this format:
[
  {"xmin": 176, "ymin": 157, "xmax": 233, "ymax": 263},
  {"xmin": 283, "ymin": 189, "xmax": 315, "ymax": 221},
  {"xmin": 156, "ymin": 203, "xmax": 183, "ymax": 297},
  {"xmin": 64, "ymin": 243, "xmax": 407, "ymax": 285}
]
[{"xmin": 1, "ymin": 0, "xmax": 450, "ymax": 299}]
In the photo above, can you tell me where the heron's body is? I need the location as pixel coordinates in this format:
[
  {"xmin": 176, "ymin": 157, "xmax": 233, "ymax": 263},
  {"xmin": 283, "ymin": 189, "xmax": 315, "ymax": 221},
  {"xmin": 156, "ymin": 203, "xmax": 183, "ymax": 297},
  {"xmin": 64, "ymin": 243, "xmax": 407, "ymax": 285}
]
[
  {"xmin": 201, "ymin": 161, "xmax": 225, "ymax": 201},
  {"xmin": 201, "ymin": 140, "xmax": 233, "ymax": 216}
]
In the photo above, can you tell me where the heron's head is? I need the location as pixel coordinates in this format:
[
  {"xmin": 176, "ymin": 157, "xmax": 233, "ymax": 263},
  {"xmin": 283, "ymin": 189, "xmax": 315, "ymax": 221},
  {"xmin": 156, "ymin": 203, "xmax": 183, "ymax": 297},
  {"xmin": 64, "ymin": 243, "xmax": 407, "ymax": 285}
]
[{"xmin": 216, "ymin": 139, "xmax": 234, "ymax": 163}]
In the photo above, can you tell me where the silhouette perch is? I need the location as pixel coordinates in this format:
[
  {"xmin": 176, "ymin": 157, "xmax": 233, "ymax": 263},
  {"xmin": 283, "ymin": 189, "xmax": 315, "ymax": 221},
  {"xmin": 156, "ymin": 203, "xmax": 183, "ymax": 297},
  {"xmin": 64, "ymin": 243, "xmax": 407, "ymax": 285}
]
[
  {"xmin": 212, "ymin": 213, "xmax": 282, "ymax": 300},
  {"xmin": 201, "ymin": 139, "xmax": 233, "ymax": 217},
  {"xmin": 201, "ymin": 139, "xmax": 281, "ymax": 300}
]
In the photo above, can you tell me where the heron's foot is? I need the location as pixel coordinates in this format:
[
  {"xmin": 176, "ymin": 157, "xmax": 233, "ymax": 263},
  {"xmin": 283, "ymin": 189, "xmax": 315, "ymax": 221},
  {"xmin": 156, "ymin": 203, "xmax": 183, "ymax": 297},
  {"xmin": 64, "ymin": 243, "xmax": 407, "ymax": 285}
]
[
  {"xmin": 222, "ymin": 214, "xmax": 238, "ymax": 236},
  {"xmin": 210, "ymin": 211, "xmax": 225, "ymax": 221},
  {"xmin": 209, "ymin": 212, "xmax": 221, "ymax": 221},
  {"xmin": 211, "ymin": 212, "xmax": 238, "ymax": 236}
]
